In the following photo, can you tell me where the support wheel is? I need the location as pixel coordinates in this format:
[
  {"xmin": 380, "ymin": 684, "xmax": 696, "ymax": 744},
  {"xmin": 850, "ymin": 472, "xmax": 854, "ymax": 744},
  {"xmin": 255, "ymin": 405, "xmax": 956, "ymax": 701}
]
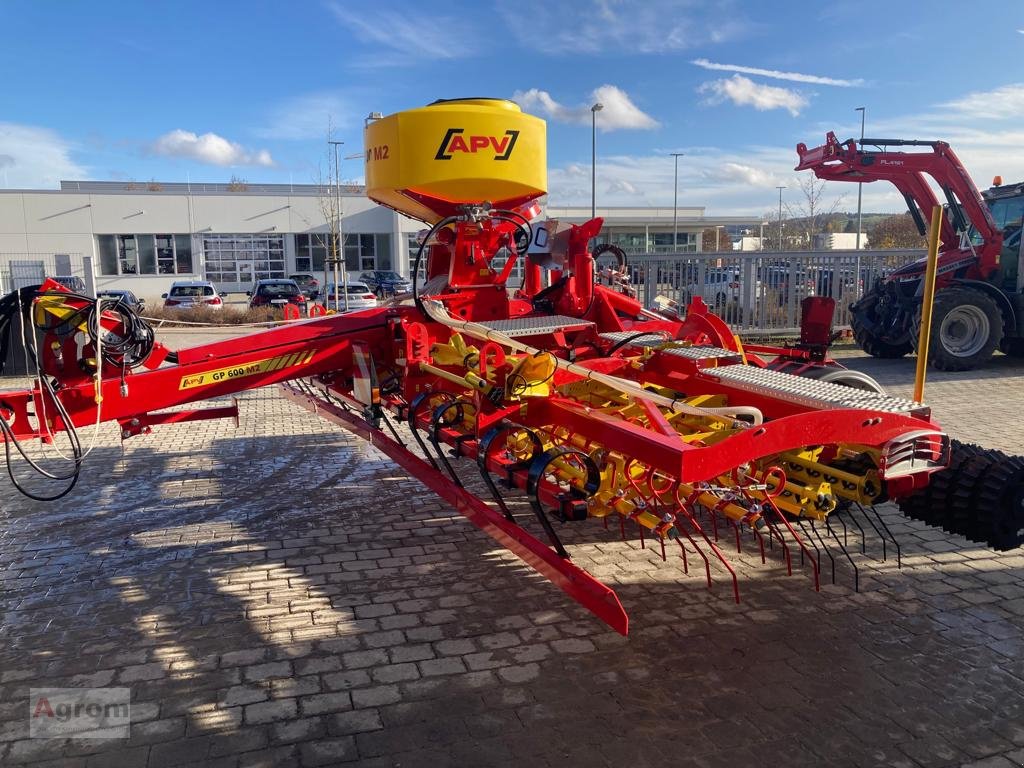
[
  {"xmin": 897, "ymin": 439, "xmax": 1024, "ymax": 550},
  {"xmin": 799, "ymin": 366, "xmax": 886, "ymax": 393},
  {"xmin": 915, "ymin": 286, "xmax": 1003, "ymax": 371},
  {"xmin": 851, "ymin": 309, "xmax": 912, "ymax": 359}
]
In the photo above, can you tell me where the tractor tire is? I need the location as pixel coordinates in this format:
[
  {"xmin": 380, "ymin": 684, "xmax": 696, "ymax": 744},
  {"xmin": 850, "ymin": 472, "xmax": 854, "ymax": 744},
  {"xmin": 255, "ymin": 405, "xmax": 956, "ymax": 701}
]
[
  {"xmin": 915, "ymin": 286, "xmax": 1003, "ymax": 372},
  {"xmin": 851, "ymin": 310, "xmax": 912, "ymax": 359},
  {"xmin": 1001, "ymin": 337, "xmax": 1024, "ymax": 357}
]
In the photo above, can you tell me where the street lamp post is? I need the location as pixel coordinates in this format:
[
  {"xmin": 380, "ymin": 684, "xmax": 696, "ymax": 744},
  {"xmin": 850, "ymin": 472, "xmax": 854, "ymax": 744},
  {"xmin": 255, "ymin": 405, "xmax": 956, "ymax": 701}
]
[
  {"xmin": 855, "ymin": 106, "xmax": 866, "ymax": 299},
  {"xmin": 328, "ymin": 139, "xmax": 348, "ymax": 312},
  {"xmin": 671, "ymin": 152, "xmax": 684, "ymax": 254},
  {"xmin": 776, "ymin": 186, "xmax": 786, "ymax": 251},
  {"xmin": 590, "ymin": 103, "xmax": 603, "ymax": 221},
  {"xmin": 855, "ymin": 107, "xmax": 866, "ymax": 251}
]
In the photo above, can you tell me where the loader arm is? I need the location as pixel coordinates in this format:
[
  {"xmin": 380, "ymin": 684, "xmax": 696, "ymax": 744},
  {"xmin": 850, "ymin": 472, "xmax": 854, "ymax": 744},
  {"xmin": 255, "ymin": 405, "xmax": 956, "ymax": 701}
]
[{"xmin": 796, "ymin": 131, "xmax": 1002, "ymax": 277}]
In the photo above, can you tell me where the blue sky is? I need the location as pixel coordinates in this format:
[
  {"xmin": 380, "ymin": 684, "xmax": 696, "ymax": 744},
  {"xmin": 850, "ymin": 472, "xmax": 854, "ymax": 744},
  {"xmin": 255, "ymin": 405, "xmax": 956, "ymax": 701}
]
[{"xmin": 1, "ymin": 0, "xmax": 1021, "ymax": 217}]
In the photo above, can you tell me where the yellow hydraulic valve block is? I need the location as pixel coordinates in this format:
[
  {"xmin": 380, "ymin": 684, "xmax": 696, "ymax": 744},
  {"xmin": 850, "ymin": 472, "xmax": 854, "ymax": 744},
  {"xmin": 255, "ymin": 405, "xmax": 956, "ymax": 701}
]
[{"xmin": 364, "ymin": 98, "xmax": 546, "ymax": 224}]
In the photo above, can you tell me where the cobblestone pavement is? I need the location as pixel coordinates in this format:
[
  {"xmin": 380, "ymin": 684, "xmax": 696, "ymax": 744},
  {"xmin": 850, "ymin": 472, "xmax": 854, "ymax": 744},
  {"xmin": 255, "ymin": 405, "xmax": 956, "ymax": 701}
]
[{"xmin": 2, "ymin": 350, "xmax": 1024, "ymax": 768}]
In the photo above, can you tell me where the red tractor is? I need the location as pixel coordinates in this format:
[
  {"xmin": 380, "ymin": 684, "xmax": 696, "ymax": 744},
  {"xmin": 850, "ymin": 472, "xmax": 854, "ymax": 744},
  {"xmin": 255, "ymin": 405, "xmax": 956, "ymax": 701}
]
[{"xmin": 796, "ymin": 132, "xmax": 1024, "ymax": 370}]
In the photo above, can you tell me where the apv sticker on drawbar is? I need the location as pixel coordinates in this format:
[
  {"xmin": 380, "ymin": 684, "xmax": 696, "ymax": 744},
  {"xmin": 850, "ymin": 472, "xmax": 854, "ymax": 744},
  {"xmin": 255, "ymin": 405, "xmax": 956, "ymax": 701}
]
[{"xmin": 178, "ymin": 351, "xmax": 314, "ymax": 390}]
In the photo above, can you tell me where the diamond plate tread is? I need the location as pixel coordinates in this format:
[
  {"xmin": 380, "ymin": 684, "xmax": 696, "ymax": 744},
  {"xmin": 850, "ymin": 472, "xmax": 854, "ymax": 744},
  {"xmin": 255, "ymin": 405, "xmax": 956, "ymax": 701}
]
[
  {"xmin": 478, "ymin": 315, "xmax": 594, "ymax": 337},
  {"xmin": 598, "ymin": 332, "xmax": 741, "ymax": 361},
  {"xmin": 707, "ymin": 363, "xmax": 924, "ymax": 414}
]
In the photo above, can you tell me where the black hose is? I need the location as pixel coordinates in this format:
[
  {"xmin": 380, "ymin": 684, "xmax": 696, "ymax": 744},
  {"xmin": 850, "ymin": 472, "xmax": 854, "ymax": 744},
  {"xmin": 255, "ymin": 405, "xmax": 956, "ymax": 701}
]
[
  {"xmin": 412, "ymin": 216, "xmax": 459, "ymax": 315},
  {"xmin": 606, "ymin": 330, "xmax": 672, "ymax": 355}
]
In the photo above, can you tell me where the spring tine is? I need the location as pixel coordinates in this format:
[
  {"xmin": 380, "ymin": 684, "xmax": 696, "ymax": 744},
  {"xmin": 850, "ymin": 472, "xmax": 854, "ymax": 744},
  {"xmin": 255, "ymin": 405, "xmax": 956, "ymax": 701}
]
[
  {"xmin": 682, "ymin": 509, "xmax": 740, "ymax": 604},
  {"xmin": 659, "ymin": 535, "xmax": 667, "ymax": 562},
  {"xmin": 476, "ymin": 462, "xmax": 516, "ymax": 523},
  {"xmin": 730, "ymin": 519, "xmax": 742, "ymax": 553},
  {"xmin": 764, "ymin": 518, "xmax": 792, "ymax": 575},
  {"xmin": 862, "ymin": 502, "xmax": 902, "ymax": 569},
  {"xmin": 751, "ymin": 526, "xmax": 767, "ymax": 564},
  {"xmin": 826, "ymin": 518, "xmax": 859, "ymax": 593},
  {"xmin": 836, "ymin": 513, "xmax": 849, "ymax": 547},
  {"xmin": 796, "ymin": 520, "xmax": 820, "ymax": 573},
  {"xmin": 637, "ymin": 520, "xmax": 646, "ymax": 549},
  {"xmin": 777, "ymin": 514, "xmax": 820, "ymax": 591},
  {"xmin": 380, "ymin": 411, "xmax": 407, "ymax": 448},
  {"xmin": 602, "ymin": 516, "xmax": 609, "ymax": 530},
  {"xmin": 856, "ymin": 501, "xmax": 888, "ymax": 561},
  {"xmin": 675, "ymin": 521, "xmax": 710, "ymax": 587},
  {"xmin": 678, "ymin": 539, "xmax": 689, "ymax": 574},
  {"xmin": 843, "ymin": 503, "xmax": 868, "ymax": 554},
  {"xmin": 809, "ymin": 522, "xmax": 837, "ymax": 585},
  {"xmin": 709, "ymin": 506, "xmax": 720, "ymax": 541},
  {"xmin": 619, "ymin": 516, "xmax": 627, "ymax": 541}
]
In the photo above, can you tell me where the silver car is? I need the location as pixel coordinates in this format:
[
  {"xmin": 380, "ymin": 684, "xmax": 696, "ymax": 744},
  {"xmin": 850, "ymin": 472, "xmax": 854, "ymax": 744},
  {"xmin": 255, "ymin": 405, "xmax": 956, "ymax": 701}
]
[{"xmin": 323, "ymin": 281, "xmax": 379, "ymax": 312}]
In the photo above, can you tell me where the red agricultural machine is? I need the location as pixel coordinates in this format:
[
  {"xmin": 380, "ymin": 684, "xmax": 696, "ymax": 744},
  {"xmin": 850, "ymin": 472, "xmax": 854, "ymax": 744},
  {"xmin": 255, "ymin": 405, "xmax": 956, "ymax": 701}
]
[
  {"xmin": 1, "ymin": 100, "xmax": 1022, "ymax": 635},
  {"xmin": 797, "ymin": 131, "xmax": 1024, "ymax": 371}
]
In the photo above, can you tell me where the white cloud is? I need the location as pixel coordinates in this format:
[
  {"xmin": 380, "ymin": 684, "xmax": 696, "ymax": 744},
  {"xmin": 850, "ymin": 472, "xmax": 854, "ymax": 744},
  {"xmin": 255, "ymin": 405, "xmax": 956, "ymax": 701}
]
[
  {"xmin": 607, "ymin": 179, "xmax": 638, "ymax": 195},
  {"xmin": 499, "ymin": 0, "xmax": 751, "ymax": 55},
  {"xmin": 256, "ymin": 93, "xmax": 353, "ymax": 140},
  {"xmin": 699, "ymin": 75, "xmax": 808, "ymax": 116},
  {"xmin": 692, "ymin": 58, "xmax": 862, "ymax": 87},
  {"xmin": 150, "ymin": 130, "xmax": 274, "ymax": 167},
  {"xmin": 514, "ymin": 85, "xmax": 659, "ymax": 131},
  {"xmin": 0, "ymin": 122, "xmax": 86, "ymax": 188},
  {"xmin": 327, "ymin": 2, "xmax": 476, "ymax": 63},
  {"xmin": 940, "ymin": 83, "xmax": 1024, "ymax": 120}
]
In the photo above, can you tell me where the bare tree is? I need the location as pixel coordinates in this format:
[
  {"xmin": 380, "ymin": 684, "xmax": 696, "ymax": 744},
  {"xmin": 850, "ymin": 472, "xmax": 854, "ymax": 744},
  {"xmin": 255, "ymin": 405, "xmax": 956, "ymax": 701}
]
[
  {"xmin": 759, "ymin": 210, "xmax": 787, "ymax": 251},
  {"xmin": 699, "ymin": 227, "xmax": 733, "ymax": 252},
  {"xmin": 785, "ymin": 176, "xmax": 846, "ymax": 249},
  {"xmin": 313, "ymin": 121, "xmax": 347, "ymax": 310}
]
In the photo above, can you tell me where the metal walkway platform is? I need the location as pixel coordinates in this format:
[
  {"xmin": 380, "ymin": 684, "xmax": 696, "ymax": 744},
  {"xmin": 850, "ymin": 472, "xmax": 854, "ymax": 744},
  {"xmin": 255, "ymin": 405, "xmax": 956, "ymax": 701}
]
[
  {"xmin": 707, "ymin": 364, "xmax": 925, "ymax": 415},
  {"xmin": 599, "ymin": 332, "xmax": 742, "ymax": 362},
  {"xmin": 479, "ymin": 316, "xmax": 594, "ymax": 338}
]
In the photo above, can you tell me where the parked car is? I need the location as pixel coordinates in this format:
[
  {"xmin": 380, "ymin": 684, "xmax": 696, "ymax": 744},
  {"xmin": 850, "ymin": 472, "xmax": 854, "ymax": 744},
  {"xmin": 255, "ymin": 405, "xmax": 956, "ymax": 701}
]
[
  {"xmin": 356, "ymin": 270, "xmax": 411, "ymax": 296},
  {"xmin": 162, "ymin": 280, "xmax": 223, "ymax": 310},
  {"xmin": 761, "ymin": 266, "xmax": 816, "ymax": 306},
  {"xmin": 289, "ymin": 273, "xmax": 321, "ymax": 301},
  {"xmin": 324, "ymin": 281, "xmax": 379, "ymax": 312},
  {"xmin": 814, "ymin": 267, "xmax": 863, "ymax": 298},
  {"xmin": 50, "ymin": 275, "xmax": 87, "ymax": 294},
  {"xmin": 247, "ymin": 279, "xmax": 307, "ymax": 311},
  {"xmin": 685, "ymin": 269, "xmax": 763, "ymax": 306},
  {"xmin": 97, "ymin": 289, "xmax": 145, "ymax": 312}
]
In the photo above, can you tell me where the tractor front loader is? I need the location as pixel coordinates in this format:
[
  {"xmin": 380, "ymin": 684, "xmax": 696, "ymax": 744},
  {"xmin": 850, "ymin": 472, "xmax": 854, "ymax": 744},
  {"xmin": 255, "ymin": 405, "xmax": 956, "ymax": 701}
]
[
  {"xmin": 796, "ymin": 131, "xmax": 1024, "ymax": 371},
  {"xmin": 2, "ymin": 101, "xmax": 1022, "ymax": 635}
]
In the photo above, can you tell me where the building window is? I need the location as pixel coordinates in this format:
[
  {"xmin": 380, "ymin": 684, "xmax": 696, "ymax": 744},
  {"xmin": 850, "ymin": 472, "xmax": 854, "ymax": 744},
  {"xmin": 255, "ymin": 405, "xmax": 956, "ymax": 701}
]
[
  {"xmin": 408, "ymin": 233, "xmax": 425, "ymax": 281},
  {"xmin": 118, "ymin": 235, "xmax": 138, "ymax": 273},
  {"xmin": 98, "ymin": 235, "xmax": 118, "ymax": 275},
  {"xmin": 342, "ymin": 233, "xmax": 390, "ymax": 272},
  {"xmin": 295, "ymin": 233, "xmax": 336, "ymax": 274},
  {"xmin": 203, "ymin": 234, "xmax": 285, "ymax": 285},
  {"xmin": 97, "ymin": 234, "xmax": 195, "ymax": 276}
]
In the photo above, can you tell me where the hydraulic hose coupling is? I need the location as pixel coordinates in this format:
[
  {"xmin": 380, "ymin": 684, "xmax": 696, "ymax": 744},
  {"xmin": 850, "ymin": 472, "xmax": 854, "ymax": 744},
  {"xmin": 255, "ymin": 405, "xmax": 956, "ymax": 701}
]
[{"xmin": 457, "ymin": 202, "xmax": 493, "ymax": 222}]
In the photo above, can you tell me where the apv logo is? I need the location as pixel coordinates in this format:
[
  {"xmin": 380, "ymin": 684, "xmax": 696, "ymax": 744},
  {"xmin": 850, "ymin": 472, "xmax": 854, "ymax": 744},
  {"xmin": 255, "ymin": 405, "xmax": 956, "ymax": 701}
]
[{"xmin": 435, "ymin": 128, "xmax": 519, "ymax": 161}]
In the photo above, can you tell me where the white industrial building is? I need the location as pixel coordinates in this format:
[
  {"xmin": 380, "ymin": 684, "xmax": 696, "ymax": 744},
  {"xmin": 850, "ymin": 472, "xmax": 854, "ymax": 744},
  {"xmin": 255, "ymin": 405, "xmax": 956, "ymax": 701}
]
[{"xmin": 0, "ymin": 180, "xmax": 763, "ymax": 300}]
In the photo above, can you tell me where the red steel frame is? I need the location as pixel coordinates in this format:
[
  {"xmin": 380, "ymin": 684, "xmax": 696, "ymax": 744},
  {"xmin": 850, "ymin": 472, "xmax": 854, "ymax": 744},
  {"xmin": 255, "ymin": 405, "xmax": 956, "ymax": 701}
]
[{"xmin": 0, "ymin": 212, "xmax": 948, "ymax": 633}]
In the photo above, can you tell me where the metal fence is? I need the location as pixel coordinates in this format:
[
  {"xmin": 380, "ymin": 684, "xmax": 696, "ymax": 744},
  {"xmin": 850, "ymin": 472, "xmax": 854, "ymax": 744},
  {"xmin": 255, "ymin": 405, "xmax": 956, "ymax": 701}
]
[
  {"xmin": 1, "ymin": 253, "xmax": 89, "ymax": 376},
  {"xmin": 0, "ymin": 253, "xmax": 88, "ymax": 296},
  {"xmin": 619, "ymin": 249, "xmax": 924, "ymax": 334}
]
